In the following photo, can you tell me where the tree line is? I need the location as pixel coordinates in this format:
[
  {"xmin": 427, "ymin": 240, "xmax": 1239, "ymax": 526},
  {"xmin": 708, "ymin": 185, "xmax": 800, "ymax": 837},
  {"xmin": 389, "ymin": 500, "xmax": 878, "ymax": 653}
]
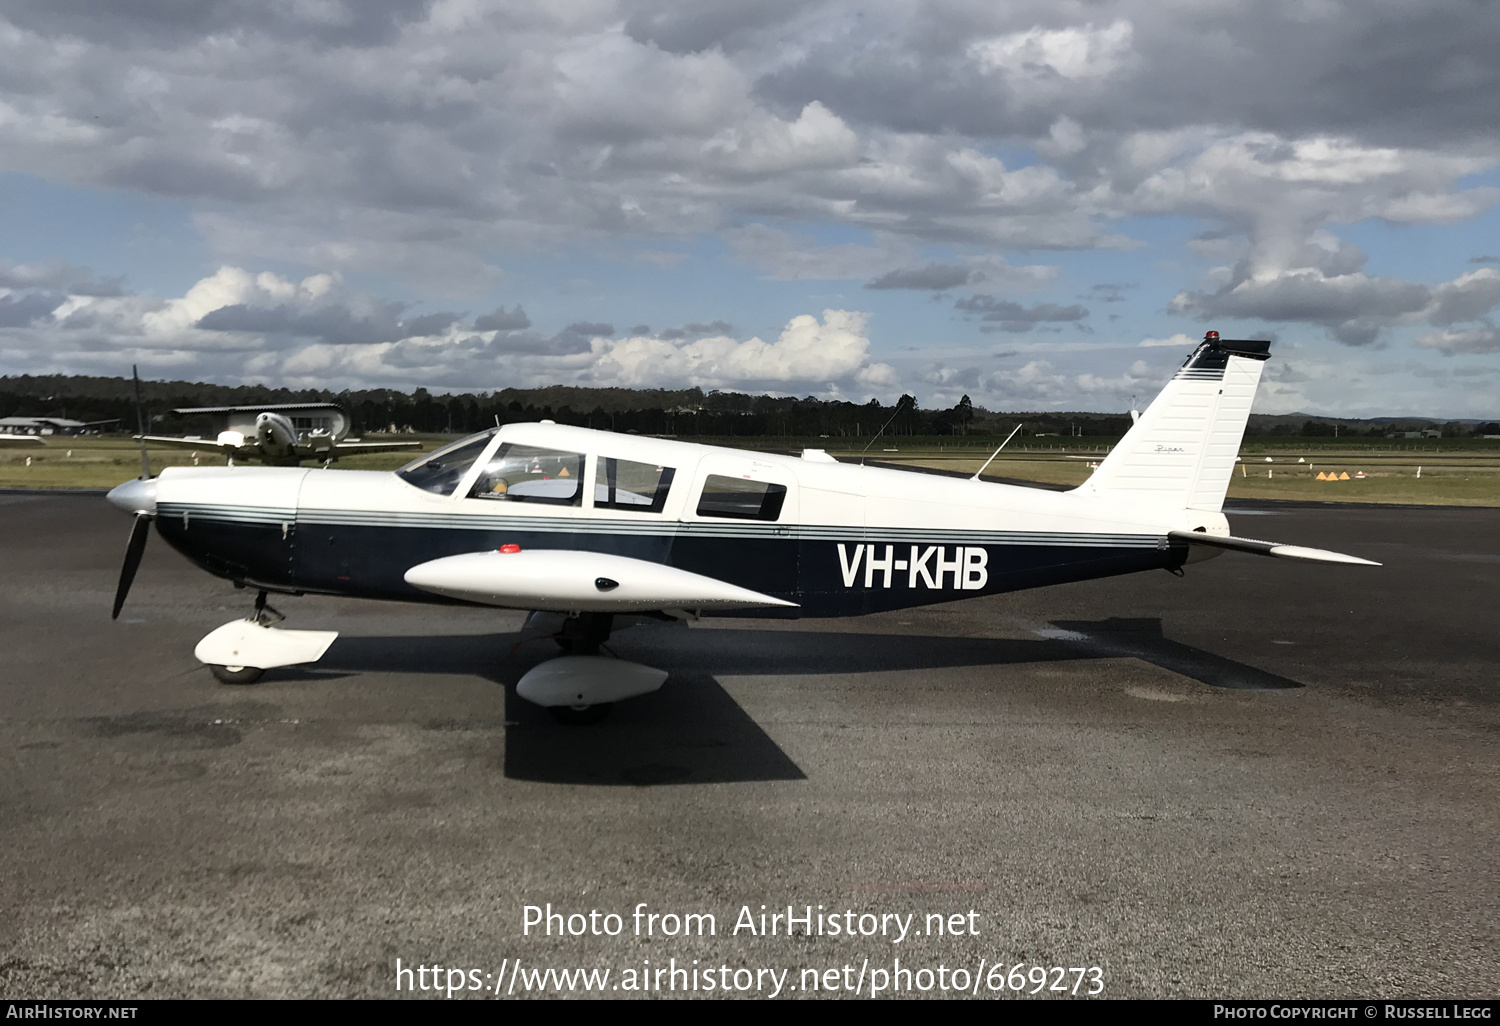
[{"xmin": 0, "ymin": 374, "xmax": 1486, "ymax": 439}]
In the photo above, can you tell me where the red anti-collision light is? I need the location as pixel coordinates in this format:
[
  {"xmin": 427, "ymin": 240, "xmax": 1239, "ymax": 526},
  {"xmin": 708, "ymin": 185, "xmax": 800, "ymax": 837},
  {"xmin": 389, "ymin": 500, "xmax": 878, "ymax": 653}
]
[
  {"xmin": 498, "ymin": 544, "xmax": 522, "ymax": 554},
  {"xmin": 1205, "ymin": 330, "xmax": 1220, "ymax": 340}
]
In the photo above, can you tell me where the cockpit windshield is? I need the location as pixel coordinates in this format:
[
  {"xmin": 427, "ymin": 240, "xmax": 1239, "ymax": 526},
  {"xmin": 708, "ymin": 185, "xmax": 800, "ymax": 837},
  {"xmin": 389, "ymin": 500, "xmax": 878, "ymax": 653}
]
[
  {"xmin": 395, "ymin": 429, "xmax": 498, "ymax": 495},
  {"xmin": 467, "ymin": 443, "xmax": 584, "ymax": 505}
]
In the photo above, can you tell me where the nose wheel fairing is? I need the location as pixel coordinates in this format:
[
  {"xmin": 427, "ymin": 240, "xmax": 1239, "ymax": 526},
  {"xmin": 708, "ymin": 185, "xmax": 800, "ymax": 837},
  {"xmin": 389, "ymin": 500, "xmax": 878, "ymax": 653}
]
[{"xmin": 194, "ymin": 618, "xmax": 340, "ymax": 678}]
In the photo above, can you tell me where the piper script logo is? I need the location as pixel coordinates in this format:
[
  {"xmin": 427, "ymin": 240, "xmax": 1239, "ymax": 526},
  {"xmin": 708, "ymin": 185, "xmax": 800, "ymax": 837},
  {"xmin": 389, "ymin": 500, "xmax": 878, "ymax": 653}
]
[{"xmin": 837, "ymin": 543, "xmax": 988, "ymax": 590}]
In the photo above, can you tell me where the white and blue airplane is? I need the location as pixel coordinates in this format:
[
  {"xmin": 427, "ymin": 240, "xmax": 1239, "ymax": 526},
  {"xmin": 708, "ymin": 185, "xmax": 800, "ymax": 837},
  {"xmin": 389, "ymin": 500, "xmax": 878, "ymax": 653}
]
[{"xmin": 106, "ymin": 333, "xmax": 1377, "ymax": 721}]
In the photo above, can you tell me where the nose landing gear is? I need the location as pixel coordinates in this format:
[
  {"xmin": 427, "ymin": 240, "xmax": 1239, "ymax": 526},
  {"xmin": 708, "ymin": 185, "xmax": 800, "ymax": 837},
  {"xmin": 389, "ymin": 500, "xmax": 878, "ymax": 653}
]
[
  {"xmin": 197, "ymin": 590, "xmax": 339, "ymax": 686},
  {"xmin": 210, "ymin": 663, "xmax": 265, "ymax": 685}
]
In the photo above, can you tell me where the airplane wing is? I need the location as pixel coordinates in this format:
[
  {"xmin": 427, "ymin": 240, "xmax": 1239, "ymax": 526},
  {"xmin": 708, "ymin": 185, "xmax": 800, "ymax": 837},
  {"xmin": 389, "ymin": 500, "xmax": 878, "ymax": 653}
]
[
  {"xmin": 307, "ymin": 440, "xmax": 425, "ymax": 458},
  {"xmin": 1168, "ymin": 530, "xmax": 1380, "ymax": 566},
  {"xmin": 137, "ymin": 434, "xmax": 242, "ymax": 455},
  {"xmin": 404, "ymin": 548, "xmax": 799, "ymax": 612},
  {"xmin": 0, "ymin": 434, "xmax": 46, "ymax": 445}
]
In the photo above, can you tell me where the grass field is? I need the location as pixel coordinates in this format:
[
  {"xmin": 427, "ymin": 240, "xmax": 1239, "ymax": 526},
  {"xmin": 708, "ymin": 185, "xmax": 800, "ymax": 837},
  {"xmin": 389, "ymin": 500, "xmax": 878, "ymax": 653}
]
[
  {"xmin": 866, "ymin": 451, "xmax": 1500, "ymax": 506},
  {"xmin": 739, "ymin": 436, "xmax": 1500, "ymax": 507},
  {"xmin": 4, "ymin": 433, "xmax": 1498, "ymax": 506}
]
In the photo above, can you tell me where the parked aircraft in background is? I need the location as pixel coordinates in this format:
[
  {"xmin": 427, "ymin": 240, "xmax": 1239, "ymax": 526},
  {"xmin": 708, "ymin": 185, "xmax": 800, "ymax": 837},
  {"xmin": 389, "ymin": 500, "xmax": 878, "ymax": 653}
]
[
  {"xmin": 106, "ymin": 332, "xmax": 1378, "ymax": 722},
  {"xmin": 139, "ymin": 403, "xmax": 423, "ymax": 466},
  {"xmin": 0, "ymin": 415, "xmax": 119, "ymax": 443}
]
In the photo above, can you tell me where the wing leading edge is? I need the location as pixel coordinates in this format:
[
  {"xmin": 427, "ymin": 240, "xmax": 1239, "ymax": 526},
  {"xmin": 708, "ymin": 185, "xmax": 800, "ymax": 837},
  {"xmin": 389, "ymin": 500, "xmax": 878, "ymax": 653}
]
[{"xmin": 136, "ymin": 434, "xmax": 422, "ymax": 462}]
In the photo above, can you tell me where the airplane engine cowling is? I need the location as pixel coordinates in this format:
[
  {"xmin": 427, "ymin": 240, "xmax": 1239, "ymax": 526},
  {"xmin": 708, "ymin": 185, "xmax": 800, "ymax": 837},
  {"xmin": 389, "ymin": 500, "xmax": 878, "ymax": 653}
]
[{"xmin": 255, "ymin": 412, "xmax": 300, "ymax": 460}]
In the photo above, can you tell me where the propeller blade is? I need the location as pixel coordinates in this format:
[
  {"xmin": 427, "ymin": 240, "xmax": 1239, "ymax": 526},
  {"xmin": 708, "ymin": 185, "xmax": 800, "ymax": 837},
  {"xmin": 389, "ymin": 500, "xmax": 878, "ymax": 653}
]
[
  {"xmin": 112, "ymin": 513, "xmax": 152, "ymax": 620},
  {"xmin": 132, "ymin": 364, "xmax": 150, "ymax": 479}
]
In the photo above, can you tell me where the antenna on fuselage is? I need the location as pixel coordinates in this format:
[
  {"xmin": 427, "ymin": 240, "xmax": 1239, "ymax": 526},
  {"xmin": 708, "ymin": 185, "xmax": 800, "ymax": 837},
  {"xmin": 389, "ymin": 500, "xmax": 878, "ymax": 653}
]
[
  {"xmin": 970, "ymin": 422, "xmax": 1023, "ymax": 481},
  {"xmin": 858, "ymin": 395, "xmax": 912, "ymax": 466}
]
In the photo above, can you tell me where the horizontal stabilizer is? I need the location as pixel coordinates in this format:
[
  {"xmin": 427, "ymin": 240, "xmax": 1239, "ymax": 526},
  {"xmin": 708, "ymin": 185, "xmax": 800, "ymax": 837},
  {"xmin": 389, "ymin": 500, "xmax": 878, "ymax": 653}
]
[
  {"xmin": 404, "ymin": 548, "xmax": 799, "ymax": 612},
  {"xmin": 1168, "ymin": 530, "xmax": 1380, "ymax": 566}
]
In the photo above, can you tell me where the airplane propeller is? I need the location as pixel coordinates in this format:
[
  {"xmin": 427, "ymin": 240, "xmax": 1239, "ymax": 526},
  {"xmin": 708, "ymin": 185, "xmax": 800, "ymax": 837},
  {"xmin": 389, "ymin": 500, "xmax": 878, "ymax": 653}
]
[
  {"xmin": 109, "ymin": 365, "xmax": 157, "ymax": 619},
  {"xmin": 112, "ymin": 513, "xmax": 153, "ymax": 620}
]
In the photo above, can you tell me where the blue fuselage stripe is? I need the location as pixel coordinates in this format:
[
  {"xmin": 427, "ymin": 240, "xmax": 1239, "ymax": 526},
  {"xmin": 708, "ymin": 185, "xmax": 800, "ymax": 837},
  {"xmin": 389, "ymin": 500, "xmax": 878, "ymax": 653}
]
[{"xmin": 153, "ymin": 505, "xmax": 1179, "ymax": 617}]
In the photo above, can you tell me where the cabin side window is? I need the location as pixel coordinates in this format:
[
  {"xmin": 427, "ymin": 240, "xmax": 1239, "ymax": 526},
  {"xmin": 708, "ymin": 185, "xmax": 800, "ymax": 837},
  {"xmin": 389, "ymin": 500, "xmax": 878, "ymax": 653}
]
[
  {"xmin": 468, "ymin": 443, "xmax": 584, "ymax": 505},
  {"xmin": 696, "ymin": 475, "xmax": 787, "ymax": 521},
  {"xmin": 595, "ymin": 458, "xmax": 674, "ymax": 513},
  {"xmin": 395, "ymin": 430, "xmax": 497, "ymax": 495}
]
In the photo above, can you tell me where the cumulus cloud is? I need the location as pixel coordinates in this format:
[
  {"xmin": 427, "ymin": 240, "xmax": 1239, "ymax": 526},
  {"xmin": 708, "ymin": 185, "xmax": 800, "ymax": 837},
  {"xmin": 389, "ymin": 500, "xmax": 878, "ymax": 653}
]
[
  {"xmin": 969, "ymin": 20, "xmax": 1137, "ymax": 85},
  {"xmin": 1424, "ymin": 268, "xmax": 1500, "ymax": 326},
  {"xmin": 0, "ymin": 265, "xmax": 899, "ymax": 396},
  {"xmin": 660, "ymin": 320, "xmax": 733, "ymax": 340},
  {"xmin": 918, "ymin": 355, "xmax": 1165, "ymax": 409},
  {"xmin": 1128, "ymin": 134, "xmax": 1498, "ymax": 290},
  {"xmin": 701, "ymin": 101, "xmax": 860, "ymax": 177},
  {"xmin": 1417, "ymin": 328, "xmax": 1500, "ymax": 355},
  {"xmin": 0, "ymin": 260, "xmax": 123, "ymax": 297},
  {"xmin": 0, "ymin": 291, "xmax": 63, "ymax": 328},
  {"xmin": 624, "ymin": 0, "xmax": 813, "ymax": 55},
  {"xmin": 1139, "ymin": 332, "xmax": 1197, "ymax": 348},
  {"xmin": 474, "ymin": 305, "xmax": 530, "ymax": 331},
  {"xmin": 1170, "ymin": 270, "xmax": 1430, "ymax": 346},
  {"xmin": 955, "ymin": 294, "xmax": 1089, "ymax": 332},
  {"xmin": 0, "ymin": 0, "xmax": 1489, "ymax": 322},
  {"xmin": 2, "ymin": 2, "xmax": 1500, "ymax": 414},
  {"xmin": 1089, "ymin": 283, "xmax": 1134, "ymax": 303},
  {"xmin": 592, "ymin": 309, "xmax": 890, "ymax": 388},
  {"xmin": 866, "ymin": 264, "xmax": 975, "ymax": 291},
  {"xmin": 5, "ymin": 0, "xmax": 1489, "ymax": 287},
  {"xmin": 865, "ymin": 256, "xmax": 1057, "ymax": 293},
  {"xmin": 724, "ymin": 224, "xmax": 912, "ymax": 281},
  {"xmin": 1173, "ymin": 263, "xmax": 1500, "ymax": 348}
]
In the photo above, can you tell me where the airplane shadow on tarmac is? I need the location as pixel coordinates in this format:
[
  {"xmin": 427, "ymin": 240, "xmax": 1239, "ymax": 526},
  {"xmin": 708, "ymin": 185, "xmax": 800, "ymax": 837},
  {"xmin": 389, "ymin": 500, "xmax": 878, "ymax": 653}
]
[{"xmin": 309, "ymin": 617, "xmax": 1300, "ymax": 787}]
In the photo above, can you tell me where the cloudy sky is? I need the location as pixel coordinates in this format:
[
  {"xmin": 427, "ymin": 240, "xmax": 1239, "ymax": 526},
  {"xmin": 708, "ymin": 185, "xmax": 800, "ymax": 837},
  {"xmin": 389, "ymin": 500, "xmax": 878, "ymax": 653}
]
[{"xmin": 1, "ymin": 0, "xmax": 1498, "ymax": 416}]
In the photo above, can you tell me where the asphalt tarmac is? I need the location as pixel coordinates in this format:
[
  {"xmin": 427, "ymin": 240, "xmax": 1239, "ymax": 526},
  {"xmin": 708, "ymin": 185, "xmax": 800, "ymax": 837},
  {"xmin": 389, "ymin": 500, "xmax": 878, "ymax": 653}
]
[{"xmin": 1, "ymin": 491, "xmax": 1496, "ymax": 999}]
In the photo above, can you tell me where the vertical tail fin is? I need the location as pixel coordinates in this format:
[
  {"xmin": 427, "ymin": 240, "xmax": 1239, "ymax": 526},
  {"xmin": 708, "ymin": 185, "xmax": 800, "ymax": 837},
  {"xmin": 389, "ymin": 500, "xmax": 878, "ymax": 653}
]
[{"xmin": 1075, "ymin": 333, "xmax": 1270, "ymax": 512}]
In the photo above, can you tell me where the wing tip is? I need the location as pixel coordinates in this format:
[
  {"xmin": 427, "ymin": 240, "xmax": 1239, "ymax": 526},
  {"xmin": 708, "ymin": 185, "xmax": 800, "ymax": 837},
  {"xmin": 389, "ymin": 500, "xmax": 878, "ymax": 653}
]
[{"xmin": 1266, "ymin": 544, "xmax": 1381, "ymax": 566}]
